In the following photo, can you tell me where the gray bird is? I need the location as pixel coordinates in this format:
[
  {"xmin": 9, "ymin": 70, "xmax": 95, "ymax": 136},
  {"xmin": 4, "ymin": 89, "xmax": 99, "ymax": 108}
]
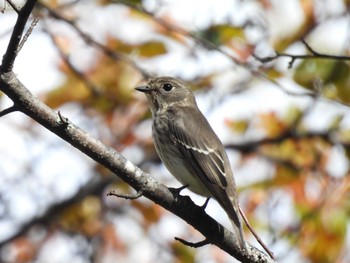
[{"xmin": 136, "ymin": 76, "xmax": 245, "ymax": 250}]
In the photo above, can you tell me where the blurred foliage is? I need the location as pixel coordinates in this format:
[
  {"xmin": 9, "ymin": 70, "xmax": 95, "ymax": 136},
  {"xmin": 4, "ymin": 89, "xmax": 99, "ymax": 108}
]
[
  {"xmin": 196, "ymin": 24, "xmax": 246, "ymax": 46},
  {"xmin": 272, "ymin": 0, "xmax": 315, "ymax": 51},
  {"xmin": 44, "ymin": 37, "xmax": 153, "ymax": 112},
  {"xmin": 60, "ymin": 196, "xmax": 103, "ymax": 236},
  {"xmin": 171, "ymin": 241, "xmax": 196, "ymax": 263},
  {"xmin": 294, "ymin": 60, "xmax": 350, "ymax": 103},
  {"xmin": 225, "ymin": 118, "xmax": 250, "ymax": 134},
  {"xmin": 1, "ymin": 0, "xmax": 350, "ymax": 263}
]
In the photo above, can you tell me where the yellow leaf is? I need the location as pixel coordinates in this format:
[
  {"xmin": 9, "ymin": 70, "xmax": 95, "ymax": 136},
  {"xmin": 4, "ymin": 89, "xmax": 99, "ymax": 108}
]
[
  {"xmin": 195, "ymin": 24, "xmax": 246, "ymax": 46},
  {"xmin": 259, "ymin": 112, "xmax": 286, "ymax": 137},
  {"xmin": 44, "ymin": 76, "xmax": 90, "ymax": 108},
  {"xmin": 109, "ymin": 38, "xmax": 167, "ymax": 58},
  {"xmin": 225, "ymin": 119, "xmax": 249, "ymax": 134},
  {"xmin": 284, "ymin": 106, "xmax": 302, "ymax": 126},
  {"xmin": 137, "ymin": 41, "xmax": 167, "ymax": 57},
  {"xmin": 293, "ymin": 60, "xmax": 338, "ymax": 89}
]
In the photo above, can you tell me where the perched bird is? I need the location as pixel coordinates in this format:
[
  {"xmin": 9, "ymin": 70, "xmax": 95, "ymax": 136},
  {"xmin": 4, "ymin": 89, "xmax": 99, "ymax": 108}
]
[{"xmin": 136, "ymin": 76, "xmax": 245, "ymax": 249}]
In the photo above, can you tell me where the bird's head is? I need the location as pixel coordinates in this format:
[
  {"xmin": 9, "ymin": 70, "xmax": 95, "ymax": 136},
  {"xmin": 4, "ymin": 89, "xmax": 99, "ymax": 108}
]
[{"xmin": 136, "ymin": 76, "xmax": 197, "ymax": 115}]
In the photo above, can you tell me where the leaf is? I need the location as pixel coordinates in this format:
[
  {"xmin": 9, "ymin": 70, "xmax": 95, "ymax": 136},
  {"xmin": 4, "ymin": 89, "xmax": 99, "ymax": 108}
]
[
  {"xmin": 136, "ymin": 41, "xmax": 167, "ymax": 57},
  {"xmin": 328, "ymin": 114, "xmax": 344, "ymax": 130},
  {"xmin": 171, "ymin": 240, "xmax": 196, "ymax": 263},
  {"xmin": 132, "ymin": 200, "xmax": 164, "ymax": 227},
  {"xmin": 266, "ymin": 68, "xmax": 284, "ymax": 79},
  {"xmin": 299, "ymin": 207, "xmax": 346, "ymax": 263},
  {"xmin": 98, "ymin": 0, "xmax": 142, "ymax": 5},
  {"xmin": 294, "ymin": 59, "xmax": 350, "ymax": 103},
  {"xmin": 110, "ymin": 38, "xmax": 167, "ymax": 58},
  {"xmin": 284, "ymin": 106, "xmax": 302, "ymax": 126},
  {"xmin": 258, "ymin": 112, "xmax": 287, "ymax": 137},
  {"xmin": 293, "ymin": 60, "xmax": 339, "ymax": 89},
  {"xmin": 44, "ymin": 75, "xmax": 90, "ymax": 108},
  {"xmin": 195, "ymin": 24, "xmax": 246, "ymax": 46},
  {"xmin": 225, "ymin": 118, "xmax": 250, "ymax": 134},
  {"xmin": 59, "ymin": 196, "xmax": 102, "ymax": 236},
  {"xmin": 273, "ymin": 0, "xmax": 316, "ymax": 51}
]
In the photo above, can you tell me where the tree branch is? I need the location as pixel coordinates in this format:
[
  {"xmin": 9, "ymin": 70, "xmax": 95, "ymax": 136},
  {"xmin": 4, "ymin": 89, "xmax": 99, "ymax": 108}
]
[
  {"xmin": 5, "ymin": 0, "xmax": 20, "ymax": 13},
  {"xmin": 254, "ymin": 40, "xmax": 350, "ymax": 69},
  {"xmin": 0, "ymin": 105, "xmax": 18, "ymax": 117},
  {"xmin": 17, "ymin": 17, "xmax": 39, "ymax": 53},
  {"xmin": 174, "ymin": 237, "xmax": 210, "ymax": 248},
  {"xmin": 239, "ymin": 206, "xmax": 275, "ymax": 260},
  {"xmin": 107, "ymin": 189, "xmax": 143, "ymax": 200},
  {"xmin": 1, "ymin": 0, "xmax": 37, "ymax": 72},
  {"xmin": 225, "ymin": 129, "xmax": 340, "ymax": 153}
]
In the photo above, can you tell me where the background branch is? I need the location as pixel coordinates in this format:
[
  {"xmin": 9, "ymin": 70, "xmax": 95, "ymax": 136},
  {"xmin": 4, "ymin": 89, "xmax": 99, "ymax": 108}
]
[{"xmin": 254, "ymin": 40, "xmax": 350, "ymax": 68}]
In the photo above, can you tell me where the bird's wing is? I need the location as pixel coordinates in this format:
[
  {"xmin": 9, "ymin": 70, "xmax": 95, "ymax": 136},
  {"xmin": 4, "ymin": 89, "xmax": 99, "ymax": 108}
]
[
  {"xmin": 168, "ymin": 108, "xmax": 228, "ymax": 191},
  {"xmin": 168, "ymin": 107, "xmax": 245, "ymax": 249}
]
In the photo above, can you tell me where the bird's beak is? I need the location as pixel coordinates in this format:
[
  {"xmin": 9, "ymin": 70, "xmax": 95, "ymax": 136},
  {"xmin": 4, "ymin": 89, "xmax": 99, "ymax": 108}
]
[{"xmin": 135, "ymin": 85, "xmax": 150, "ymax": 93}]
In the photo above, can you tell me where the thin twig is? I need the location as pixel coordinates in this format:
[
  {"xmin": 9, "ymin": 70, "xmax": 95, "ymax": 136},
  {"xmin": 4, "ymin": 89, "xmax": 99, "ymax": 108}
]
[
  {"xmin": 254, "ymin": 40, "xmax": 350, "ymax": 69},
  {"xmin": 6, "ymin": 0, "xmax": 20, "ymax": 13},
  {"xmin": 57, "ymin": 111, "xmax": 69, "ymax": 125},
  {"xmin": 239, "ymin": 206, "xmax": 275, "ymax": 260},
  {"xmin": 302, "ymin": 39, "xmax": 319, "ymax": 55},
  {"xmin": 0, "ymin": 105, "xmax": 18, "ymax": 117},
  {"xmin": 17, "ymin": 17, "xmax": 39, "ymax": 53},
  {"xmin": 118, "ymin": 0, "xmax": 247, "ymax": 67},
  {"xmin": 174, "ymin": 237, "xmax": 210, "ymax": 248},
  {"xmin": 107, "ymin": 190, "xmax": 143, "ymax": 200}
]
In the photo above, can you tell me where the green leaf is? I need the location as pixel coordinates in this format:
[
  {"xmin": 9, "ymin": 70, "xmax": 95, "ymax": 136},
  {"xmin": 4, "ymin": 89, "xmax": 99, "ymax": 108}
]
[
  {"xmin": 328, "ymin": 114, "xmax": 344, "ymax": 130},
  {"xmin": 293, "ymin": 60, "xmax": 339, "ymax": 89},
  {"xmin": 136, "ymin": 41, "xmax": 167, "ymax": 57},
  {"xmin": 115, "ymin": 40, "xmax": 167, "ymax": 58},
  {"xmin": 195, "ymin": 24, "xmax": 246, "ymax": 46},
  {"xmin": 294, "ymin": 60, "xmax": 350, "ymax": 102},
  {"xmin": 284, "ymin": 106, "xmax": 302, "ymax": 126}
]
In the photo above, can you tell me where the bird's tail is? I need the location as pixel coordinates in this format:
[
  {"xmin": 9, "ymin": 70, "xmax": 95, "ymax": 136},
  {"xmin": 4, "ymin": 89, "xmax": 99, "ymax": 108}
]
[
  {"xmin": 218, "ymin": 192, "xmax": 246, "ymax": 250},
  {"xmin": 227, "ymin": 202, "xmax": 245, "ymax": 250}
]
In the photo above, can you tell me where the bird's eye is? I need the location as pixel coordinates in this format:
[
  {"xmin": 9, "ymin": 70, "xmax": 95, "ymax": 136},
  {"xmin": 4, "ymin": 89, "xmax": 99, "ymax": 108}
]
[{"xmin": 162, "ymin": 83, "xmax": 173, "ymax": 92}]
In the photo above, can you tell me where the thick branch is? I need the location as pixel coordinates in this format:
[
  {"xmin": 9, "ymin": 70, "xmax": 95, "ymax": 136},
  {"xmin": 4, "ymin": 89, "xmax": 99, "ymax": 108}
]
[{"xmin": 0, "ymin": 72, "xmax": 274, "ymax": 263}]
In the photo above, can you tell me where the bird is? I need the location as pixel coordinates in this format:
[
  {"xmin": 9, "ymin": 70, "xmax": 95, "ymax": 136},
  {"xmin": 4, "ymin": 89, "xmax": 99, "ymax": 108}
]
[{"xmin": 136, "ymin": 76, "xmax": 245, "ymax": 250}]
